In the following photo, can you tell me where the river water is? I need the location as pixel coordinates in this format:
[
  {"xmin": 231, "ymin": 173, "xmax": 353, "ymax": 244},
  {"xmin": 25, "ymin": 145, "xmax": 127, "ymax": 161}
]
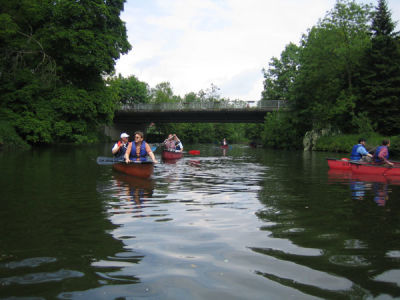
[{"xmin": 1, "ymin": 144, "xmax": 400, "ymax": 299}]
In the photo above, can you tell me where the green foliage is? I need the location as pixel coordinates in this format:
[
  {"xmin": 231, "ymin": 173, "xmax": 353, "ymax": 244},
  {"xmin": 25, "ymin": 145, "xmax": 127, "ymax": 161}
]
[
  {"xmin": 262, "ymin": 43, "xmax": 300, "ymax": 100},
  {"xmin": 150, "ymin": 122, "xmax": 253, "ymax": 145},
  {"xmin": 260, "ymin": 0, "xmax": 400, "ymax": 148},
  {"xmin": 0, "ymin": 120, "xmax": 30, "ymax": 150},
  {"xmin": 292, "ymin": 0, "xmax": 372, "ymax": 131},
  {"xmin": 0, "ymin": 0, "xmax": 130, "ymax": 146},
  {"xmin": 314, "ymin": 133, "xmax": 392, "ymax": 153},
  {"xmin": 357, "ymin": 0, "xmax": 400, "ymax": 135},
  {"xmin": 150, "ymin": 82, "xmax": 181, "ymax": 104},
  {"xmin": 262, "ymin": 112, "xmax": 303, "ymax": 149},
  {"xmin": 390, "ymin": 136, "xmax": 400, "ymax": 156},
  {"xmin": 351, "ymin": 112, "xmax": 375, "ymax": 135},
  {"xmin": 107, "ymin": 74, "xmax": 150, "ymax": 105}
]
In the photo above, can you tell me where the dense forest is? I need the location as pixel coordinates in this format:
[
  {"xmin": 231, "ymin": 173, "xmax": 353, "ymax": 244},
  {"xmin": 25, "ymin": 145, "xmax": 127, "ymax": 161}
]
[
  {"xmin": 261, "ymin": 0, "xmax": 400, "ymax": 152},
  {"xmin": 1, "ymin": 0, "xmax": 399, "ymax": 153}
]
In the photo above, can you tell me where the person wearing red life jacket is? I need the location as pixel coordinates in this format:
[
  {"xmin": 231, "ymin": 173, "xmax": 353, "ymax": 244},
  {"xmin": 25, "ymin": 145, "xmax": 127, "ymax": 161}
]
[{"xmin": 112, "ymin": 132, "xmax": 130, "ymax": 158}]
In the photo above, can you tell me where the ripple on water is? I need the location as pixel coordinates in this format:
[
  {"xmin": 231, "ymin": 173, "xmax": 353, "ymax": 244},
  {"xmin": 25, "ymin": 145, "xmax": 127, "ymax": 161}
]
[
  {"xmin": 0, "ymin": 257, "xmax": 57, "ymax": 269},
  {"xmin": 343, "ymin": 239, "xmax": 368, "ymax": 249},
  {"xmin": 0, "ymin": 269, "xmax": 84, "ymax": 285},
  {"xmin": 386, "ymin": 250, "xmax": 400, "ymax": 259},
  {"xmin": 328, "ymin": 255, "xmax": 371, "ymax": 267}
]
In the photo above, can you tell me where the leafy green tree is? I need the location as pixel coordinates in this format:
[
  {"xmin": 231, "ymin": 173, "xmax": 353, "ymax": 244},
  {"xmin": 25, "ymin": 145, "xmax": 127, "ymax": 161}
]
[
  {"xmin": 108, "ymin": 74, "xmax": 150, "ymax": 105},
  {"xmin": 0, "ymin": 0, "xmax": 131, "ymax": 144},
  {"xmin": 150, "ymin": 82, "xmax": 181, "ymax": 104},
  {"xmin": 292, "ymin": 0, "xmax": 371, "ymax": 132},
  {"xmin": 262, "ymin": 112, "xmax": 303, "ymax": 149},
  {"xmin": 262, "ymin": 42, "xmax": 300, "ymax": 100},
  {"xmin": 357, "ymin": 0, "xmax": 400, "ymax": 135}
]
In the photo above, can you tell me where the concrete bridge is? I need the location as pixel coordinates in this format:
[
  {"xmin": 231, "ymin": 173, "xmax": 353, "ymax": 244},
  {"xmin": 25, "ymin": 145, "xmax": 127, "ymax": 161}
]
[{"xmin": 106, "ymin": 100, "xmax": 287, "ymax": 139}]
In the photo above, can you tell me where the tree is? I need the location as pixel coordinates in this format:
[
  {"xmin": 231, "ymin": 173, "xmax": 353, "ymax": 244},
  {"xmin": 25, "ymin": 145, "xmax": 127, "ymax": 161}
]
[
  {"xmin": 0, "ymin": 0, "xmax": 131, "ymax": 144},
  {"xmin": 150, "ymin": 82, "xmax": 181, "ymax": 104},
  {"xmin": 108, "ymin": 74, "xmax": 150, "ymax": 105},
  {"xmin": 261, "ymin": 42, "xmax": 300, "ymax": 101},
  {"xmin": 357, "ymin": 0, "xmax": 400, "ymax": 135},
  {"xmin": 292, "ymin": 0, "xmax": 372, "ymax": 132}
]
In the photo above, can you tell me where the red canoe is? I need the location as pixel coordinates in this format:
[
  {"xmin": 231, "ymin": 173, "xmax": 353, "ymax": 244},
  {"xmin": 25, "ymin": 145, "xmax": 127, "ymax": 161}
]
[
  {"xmin": 112, "ymin": 161, "xmax": 154, "ymax": 178},
  {"xmin": 220, "ymin": 145, "xmax": 229, "ymax": 149},
  {"xmin": 326, "ymin": 158, "xmax": 352, "ymax": 170},
  {"xmin": 350, "ymin": 161, "xmax": 400, "ymax": 176},
  {"xmin": 162, "ymin": 150, "xmax": 183, "ymax": 160}
]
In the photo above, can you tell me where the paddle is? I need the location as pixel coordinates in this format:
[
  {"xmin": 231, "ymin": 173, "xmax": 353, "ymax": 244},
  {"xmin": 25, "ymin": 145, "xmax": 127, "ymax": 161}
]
[
  {"xmin": 96, "ymin": 157, "xmax": 154, "ymax": 165},
  {"xmin": 188, "ymin": 150, "xmax": 200, "ymax": 155},
  {"xmin": 97, "ymin": 156, "xmax": 124, "ymax": 165}
]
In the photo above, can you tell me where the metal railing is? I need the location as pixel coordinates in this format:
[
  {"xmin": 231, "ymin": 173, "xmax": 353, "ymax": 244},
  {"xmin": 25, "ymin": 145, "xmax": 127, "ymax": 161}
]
[{"xmin": 119, "ymin": 100, "xmax": 287, "ymax": 112}]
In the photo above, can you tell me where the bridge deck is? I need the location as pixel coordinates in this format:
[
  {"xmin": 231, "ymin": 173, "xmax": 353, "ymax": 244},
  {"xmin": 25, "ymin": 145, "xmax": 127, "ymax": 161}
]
[{"xmin": 114, "ymin": 100, "xmax": 287, "ymax": 124}]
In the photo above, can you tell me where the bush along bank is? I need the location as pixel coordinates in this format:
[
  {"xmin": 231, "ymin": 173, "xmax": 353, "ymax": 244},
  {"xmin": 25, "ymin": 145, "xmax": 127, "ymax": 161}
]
[
  {"xmin": 313, "ymin": 133, "xmax": 400, "ymax": 157},
  {"xmin": 0, "ymin": 121, "xmax": 30, "ymax": 150}
]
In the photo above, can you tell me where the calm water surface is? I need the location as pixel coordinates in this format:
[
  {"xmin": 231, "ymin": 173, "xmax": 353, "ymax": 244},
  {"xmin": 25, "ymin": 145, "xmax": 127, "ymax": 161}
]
[{"xmin": 1, "ymin": 144, "xmax": 400, "ymax": 299}]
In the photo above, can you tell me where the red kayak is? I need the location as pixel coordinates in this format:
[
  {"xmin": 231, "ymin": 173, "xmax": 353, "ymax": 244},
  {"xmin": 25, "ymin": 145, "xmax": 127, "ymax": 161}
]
[
  {"xmin": 112, "ymin": 161, "xmax": 154, "ymax": 178},
  {"xmin": 220, "ymin": 145, "xmax": 229, "ymax": 149},
  {"xmin": 162, "ymin": 150, "xmax": 183, "ymax": 160}
]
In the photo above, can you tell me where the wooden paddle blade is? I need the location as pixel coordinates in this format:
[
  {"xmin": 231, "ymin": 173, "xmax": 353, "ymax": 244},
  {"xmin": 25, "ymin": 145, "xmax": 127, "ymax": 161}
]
[{"xmin": 188, "ymin": 150, "xmax": 200, "ymax": 155}]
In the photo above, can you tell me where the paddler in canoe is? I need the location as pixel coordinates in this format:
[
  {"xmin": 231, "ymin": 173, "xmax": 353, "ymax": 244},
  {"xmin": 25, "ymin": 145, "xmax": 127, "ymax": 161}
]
[
  {"xmin": 373, "ymin": 140, "xmax": 394, "ymax": 167},
  {"xmin": 111, "ymin": 132, "xmax": 130, "ymax": 159},
  {"xmin": 124, "ymin": 131, "xmax": 158, "ymax": 163},
  {"xmin": 350, "ymin": 138, "xmax": 373, "ymax": 162},
  {"xmin": 173, "ymin": 134, "xmax": 183, "ymax": 152},
  {"xmin": 163, "ymin": 133, "xmax": 176, "ymax": 151}
]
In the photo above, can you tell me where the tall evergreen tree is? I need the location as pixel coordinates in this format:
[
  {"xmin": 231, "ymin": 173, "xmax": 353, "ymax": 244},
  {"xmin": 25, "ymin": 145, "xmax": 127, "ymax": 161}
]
[{"xmin": 357, "ymin": 0, "xmax": 400, "ymax": 135}]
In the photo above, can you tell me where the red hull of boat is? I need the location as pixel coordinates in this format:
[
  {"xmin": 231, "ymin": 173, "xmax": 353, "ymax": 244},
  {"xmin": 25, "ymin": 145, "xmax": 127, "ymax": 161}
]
[
  {"xmin": 350, "ymin": 162, "xmax": 400, "ymax": 176},
  {"xmin": 327, "ymin": 158, "xmax": 352, "ymax": 170},
  {"xmin": 328, "ymin": 169, "xmax": 400, "ymax": 184},
  {"xmin": 112, "ymin": 162, "xmax": 154, "ymax": 178},
  {"xmin": 162, "ymin": 150, "xmax": 183, "ymax": 160},
  {"xmin": 220, "ymin": 145, "xmax": 229, "ymax": 149}
]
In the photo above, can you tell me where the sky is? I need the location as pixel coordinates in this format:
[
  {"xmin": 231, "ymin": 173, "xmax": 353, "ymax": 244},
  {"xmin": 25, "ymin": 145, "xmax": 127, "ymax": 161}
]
[{"xmin": 115, "ymin": 0, "xmax": 400, "ymax": 101}]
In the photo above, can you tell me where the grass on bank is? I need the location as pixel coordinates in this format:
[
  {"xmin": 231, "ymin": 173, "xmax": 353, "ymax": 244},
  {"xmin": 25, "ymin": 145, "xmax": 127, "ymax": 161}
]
[{"xmin": 314, "ymin": 133, "xmax": 400, "ymax": 156}]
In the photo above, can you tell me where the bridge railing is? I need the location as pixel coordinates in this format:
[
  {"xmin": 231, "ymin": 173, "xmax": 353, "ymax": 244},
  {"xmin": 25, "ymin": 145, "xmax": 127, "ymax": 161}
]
[{"xmin": 119, "ymin": 100, "xmax": 287, "ymax": 112}]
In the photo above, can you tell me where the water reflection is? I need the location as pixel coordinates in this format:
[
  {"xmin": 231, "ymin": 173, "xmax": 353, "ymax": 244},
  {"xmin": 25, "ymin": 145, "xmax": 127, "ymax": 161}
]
[
  {"xmin": 2, "ymin": 146, "xmax": 400, "ymax": 299},
  {"xmin": 112, "ymin": 172, "xmax": 154, "ymax": 206},
  {"xmin": 327, "ymin": 169, "xmax": 395, "ymax": 206}
]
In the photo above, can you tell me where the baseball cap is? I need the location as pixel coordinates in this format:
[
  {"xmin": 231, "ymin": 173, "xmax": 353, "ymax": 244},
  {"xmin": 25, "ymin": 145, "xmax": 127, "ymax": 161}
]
[{"xmin": 120, "ymin": 133, "xmax": 129, "ymax": 138}]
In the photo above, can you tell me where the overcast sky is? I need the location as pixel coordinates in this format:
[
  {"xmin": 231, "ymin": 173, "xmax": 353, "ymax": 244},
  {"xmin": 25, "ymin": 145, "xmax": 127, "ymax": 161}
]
[{"xmin": 115, "ymin": 0, "xmax": 400, "ymax": 101}]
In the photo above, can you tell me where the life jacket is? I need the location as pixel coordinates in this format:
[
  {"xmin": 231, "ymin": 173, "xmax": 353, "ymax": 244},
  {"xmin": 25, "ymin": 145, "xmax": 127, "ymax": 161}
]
[
  {"xmin": 175, "ymin": 141, "xmax": 182, "ymax": 150},
  {"xmin": 374, "ymin": 146, "xmax": 389, "ymax": 163},
  {"xmin": 129, "ymin": 141, "xmax": 148, "ymax": 161},
  {"xmin": 350, "ymin": 144, "xmax": 365, "ymax": 160},
  {"xmin": 113, "ymin": 141, "xmax": 128, "ymax": 158}
]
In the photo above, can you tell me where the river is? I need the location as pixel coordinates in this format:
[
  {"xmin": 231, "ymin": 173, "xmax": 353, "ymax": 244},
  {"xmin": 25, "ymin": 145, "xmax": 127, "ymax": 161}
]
[{"xmin": 1, "ymin": 144, "xmax": 399, "ymax": 299}]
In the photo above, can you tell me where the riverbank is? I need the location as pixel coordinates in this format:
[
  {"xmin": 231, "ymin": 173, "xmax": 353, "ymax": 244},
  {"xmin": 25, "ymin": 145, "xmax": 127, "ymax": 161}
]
[
  {"xmin": 0, "ymin": 121, "xmax": 30, "ymax": 150},
  {"xmin": 313, "ymin": 133, "xmax": 400, "ymax": 156}
]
